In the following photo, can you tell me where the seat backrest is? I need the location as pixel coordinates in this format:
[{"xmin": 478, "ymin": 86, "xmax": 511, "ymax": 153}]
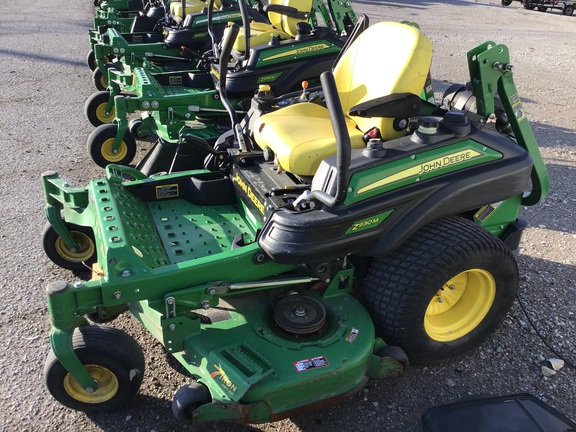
[
  {"xmin": 267, "ymin": 0, "xmax": 314, "ymax": 37},
  {"xmin": 170, "ymin": 0, "xmax": 221, "ymax": 18},
  {"xmin": 333, "ymin": 21, "xmax": 433, "ymax": 140}
]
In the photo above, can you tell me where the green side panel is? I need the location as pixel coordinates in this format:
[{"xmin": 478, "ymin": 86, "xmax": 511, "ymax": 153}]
[
  {"xmin": 345, "ymin": 141, "xmax": 502, "ymax": 205},
  {"xmin": 473, "ymin": 194, "xmax": 523, "ymax": 237},
  {"xmin": 255, "ymin": 42, "xmax": 341, "ymax": 68}
]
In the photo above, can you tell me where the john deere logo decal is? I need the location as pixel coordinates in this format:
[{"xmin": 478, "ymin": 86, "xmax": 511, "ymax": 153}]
[
  {"xmin": 210, "ymin": 364, "xmax": 238, "ymax": 395},
  {"xmin": 263, "ymin": 44, "xmax": 331, "ymax": 62},
  {"xmin": 417, "ymin": 149, "xmax": 481, "ymax": 174},
  {"xmin": 358, "ymin": 148, "xmax": 483, "ymax": 195},
  {"xmin": 234, "ymin": 172, "xmax": 265, "ymax": 214}
]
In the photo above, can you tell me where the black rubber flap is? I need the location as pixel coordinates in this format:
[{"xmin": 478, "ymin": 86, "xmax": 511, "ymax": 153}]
[{"xmin": 421, "ymin": 393, "xmax": 576, "ymax": 432}]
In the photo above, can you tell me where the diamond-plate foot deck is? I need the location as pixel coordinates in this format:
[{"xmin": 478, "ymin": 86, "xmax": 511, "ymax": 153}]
[{"xmin": 148, "ymin": 200, "xmax": 256, "ymax": 264}]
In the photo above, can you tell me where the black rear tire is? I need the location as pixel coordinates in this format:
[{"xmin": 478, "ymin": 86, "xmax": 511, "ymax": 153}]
[
  {"xmin": 564, "ymin": 5, "xmax": 574, "ymax": 15},
  {"xmin": 364, "ymin": 216, "xmax": 518, "ymax": 365}
]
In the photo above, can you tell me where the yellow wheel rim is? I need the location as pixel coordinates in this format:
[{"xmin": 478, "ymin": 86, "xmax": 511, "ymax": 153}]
[
  {"xmin": 95, "ymin": 103, "xmax": 115, "ymax": 124},
  {"xmin": 424, "ymin": 269, "xmax": 496, "ymax": 342},
  {"xmin": 55, "ymin": 230, "xmax": 95, "ymax": 262},
  {"xmin": 63, "ymin": 364, "xmax": 119, "ymax": 404},
  {"xmin": 101, "ymin": 138, "xmax": 128, "ymax": 163},
  {"xmin": 99, "ymin": 74, "xmax": 108, "ymax": 89}
]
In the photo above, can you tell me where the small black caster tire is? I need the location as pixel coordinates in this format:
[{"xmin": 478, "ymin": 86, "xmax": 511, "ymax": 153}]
[
  {"xmin": 88, "ymin": 123, "xmax": 137, "ymax": 168},
  {"xmin": 85, "ymin": 91, "xmax": 115, "ymax": 127},
  {"xmin": 86, "ymin": 308, "xmax": 123, "ymax": 324},
  {"xmin": 44, "ymin": 326, "xmax": 145, "ymax": 413},
  {"xmin": 43, "ymin": 222, "xmax": 96, "ymax": 270},
  {"xmin": 128, "ymin": 118, "xmax": 145, "ymax": 139},
  {"xmin": 375, "ymin": 345, "xmax": 409, "ymax": 370},
  {"xmin": 93, "ymin": 67, "xmax": 108, "ymax": 91},
  {"xmin": 172, "ymin": 382, "xmax": 211, "ymax": 423},
  {"xmin": 86, "ymin": 50, "xmax": 97, "ymax": 71}
]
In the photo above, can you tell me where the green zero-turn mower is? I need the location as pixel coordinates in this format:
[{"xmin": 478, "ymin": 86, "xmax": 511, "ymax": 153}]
[
  {"xmin": 84, "ymin": 0, "xmax": 359, "ymax": 171},
  {"xmin": 88, "ymin": 0, "xmax": 272, "ymax": 90},
  {"xmin": 88, "ymin": 0, "xmax": 221, "ymax": 62},
  {"xmin": 41, "ymin": 19, "xmax": 549, "ymax": 425},
  {"xmin": 95, "ymin": 0, "xmax": 146, "ymax": 12}
]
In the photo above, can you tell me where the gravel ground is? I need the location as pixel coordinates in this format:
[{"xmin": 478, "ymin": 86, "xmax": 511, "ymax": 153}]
[{"xmin": 0, "ymin": 0, "xmax": 574, "ymax": 431}]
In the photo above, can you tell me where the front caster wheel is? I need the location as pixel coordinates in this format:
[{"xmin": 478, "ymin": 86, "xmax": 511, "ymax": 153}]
[
  {"xmin": 85, "ymin": 91, "xmax": 115, "ymax": 126},
  {"xmin": 128, "ymin": 117, "xmax": 147, "ymax": 139},
  {"xmin": 88, "ymin": 123, "xmax": 137, "ymax": 168},
  {"xmin": 86, "ymin": 50, "xmax": 97, "ymax": 71},
  {"xmin": 42, "ymin": 222, "xmax": 96, "ymax": 270},
  {"xmin": 92, "ymin": 67, "xmax": 108, "ymax": 91},
  {"xmin": 172, "ymin": 382, "xmax": 211, "ymax": 423},
  {"xmin": 87, "ymin": 50, "xmax": 112, "ymax": 71},
  {"xmin": 375, "ymin": 345, "xmax": 409, "ymax": 370},
  {"xmin": 364, "ymin": 216, "xmax": 518, "ymax": 365},
  {"xmin": 44, "ymin": 325, "xmax": 145, "ymax": 413}
]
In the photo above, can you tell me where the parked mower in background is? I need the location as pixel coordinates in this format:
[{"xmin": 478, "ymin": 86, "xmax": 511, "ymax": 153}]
[
  {"xmin": 84, "ymin": 0, "xmax": 359, "ymax": 171},
  {"xmin": 95, "ymin": 0, "xmax": 146, "ymax": 12},
  {"xmin": 89, "ymin": 0, "xmax": 269, "ymax": 91},
  {"xmin": 501, "ymin": 0, "xmax": 574, "ymax": 15},
  {"xmin": 41, "ymin": 16, "xmax": 548, "ymax": 426},
  {"xmin": 88, "ymin": 0, "xmax": 218, "ymax": 57}
]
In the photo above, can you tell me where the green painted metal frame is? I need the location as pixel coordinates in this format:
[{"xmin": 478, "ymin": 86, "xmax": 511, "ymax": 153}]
[{"xmin": 467, "ymin": 41, "xmax": 549, "ymax": 206}]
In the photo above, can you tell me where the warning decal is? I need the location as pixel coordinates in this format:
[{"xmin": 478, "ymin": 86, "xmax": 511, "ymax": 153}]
[{"xmin": 294, "ymin": 356, "xmax": 329, "ymax": 372}]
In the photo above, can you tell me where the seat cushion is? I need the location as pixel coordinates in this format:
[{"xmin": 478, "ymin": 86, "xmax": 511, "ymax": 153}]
[
  {"xmin": 230, "ymin": 22, "xmax": 291, "ymax": 52},
  {"xmin": 254, "ymin": 102, "xmax": 365, "ymax": 176},
  {"xmin": 170, "ymin": 0, "xmax": 213, "ymax": 18}
]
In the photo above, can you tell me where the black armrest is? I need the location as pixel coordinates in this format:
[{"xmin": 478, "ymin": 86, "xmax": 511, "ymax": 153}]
[
  {"xmin": 348, "ymin": 93, "xmax": 422, "ymax": 118},
  {"xmin": 263, "ymin": 4, "xmax": 309, "ymax": 20}
]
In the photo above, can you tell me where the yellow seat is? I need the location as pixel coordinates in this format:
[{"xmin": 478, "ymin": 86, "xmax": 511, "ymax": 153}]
[
  {"xmin": 229, "ymin": 0, "xmax": 313, "ymax": 52},
  {"xmin": 231, "ymin": 23, "xmax": 292, "ymax": 52},
  {"xmin": 170, "ymin": 0, "xmax": 220, "ymax": 18},
  {"xmin": 255, "ymin": 103, "xmax": 366, "ymax": 175},
  {"xmin": 253, "ymin": 21, "xmax": 434, "ymax": 176},
  {"xmin": 267, "ymin": 0, "xmax": 313, "ymax": 37}
]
